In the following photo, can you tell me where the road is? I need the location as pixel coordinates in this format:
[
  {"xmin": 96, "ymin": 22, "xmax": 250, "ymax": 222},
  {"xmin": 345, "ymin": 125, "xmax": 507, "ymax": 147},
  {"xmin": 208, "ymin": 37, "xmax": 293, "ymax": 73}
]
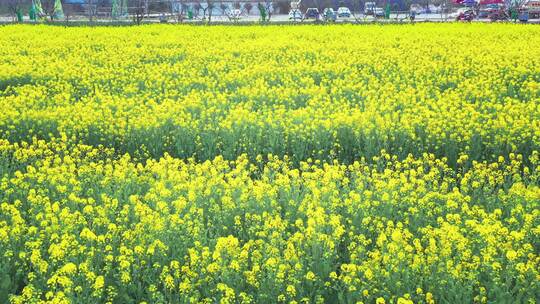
[{"xmin": 0, "ymin": 13, "xmax": 539, "ymax": 24}]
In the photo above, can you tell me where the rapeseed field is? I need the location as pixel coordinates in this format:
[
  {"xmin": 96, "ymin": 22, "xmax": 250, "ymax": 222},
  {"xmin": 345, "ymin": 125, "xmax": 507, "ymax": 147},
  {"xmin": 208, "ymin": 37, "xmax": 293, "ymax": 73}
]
[{"xmin": 0, "ymin": 24, "xmax": 538, "ymax": 303}]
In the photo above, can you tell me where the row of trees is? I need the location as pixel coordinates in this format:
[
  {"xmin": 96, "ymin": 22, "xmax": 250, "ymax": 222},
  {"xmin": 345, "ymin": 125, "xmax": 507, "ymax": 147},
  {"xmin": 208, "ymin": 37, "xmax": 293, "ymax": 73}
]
[
  {"xmin": 0, "ymin": 0, "xmax": 279, "ymax": 22},
  {"xmin": 172, "ymin": 0, "xmax": 277, "ymax": 22},
  {"xmin": 4, "ymin": 0, "xmax": 521, "ymax": 22},
  {"xmin": 2, "ymin": 0, "xmax": 65, "ymax": 20},
  {"xmin": 0, "ymin": 0, "xmax": 274, "ymax": 22}
]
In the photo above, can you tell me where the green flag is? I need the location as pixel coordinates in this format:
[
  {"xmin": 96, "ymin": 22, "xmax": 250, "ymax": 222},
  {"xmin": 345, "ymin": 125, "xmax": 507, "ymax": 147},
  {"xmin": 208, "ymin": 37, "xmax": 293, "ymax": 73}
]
[
  {"xmin": 122, "ymin": 0, "xmax": 128, "ymax": 16},
  {"xmin": 29, "ymin": 4, "xmax": 36, "ymax": 21},
  {"xmin": 258, "ymin": 3, "xmax": 267, "ymax": 22},
  {"xmin": 33, "ymin": 0, "xmax": 44, "ymax": 17},
  {"xmin": 53, "ymin": 0, "xmax": 64, "ymax": 19},
  {"xmin": 112, "ymin": 0, "xmax": 128, "ymax": 19},
  {"xmin": 112, "ymin": 0, "xmax": 120, "ymax": 18},
  {"xmin": 16, "ymin": 9, "xmax": 23, "ymax": 22}
]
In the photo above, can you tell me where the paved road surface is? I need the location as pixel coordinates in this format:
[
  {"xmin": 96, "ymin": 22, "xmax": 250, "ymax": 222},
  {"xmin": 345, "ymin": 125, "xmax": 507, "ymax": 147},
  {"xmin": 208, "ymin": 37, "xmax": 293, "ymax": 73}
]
[{"xmin": 1, "ymin": 13, "xmax": 538, "ymax": 23}]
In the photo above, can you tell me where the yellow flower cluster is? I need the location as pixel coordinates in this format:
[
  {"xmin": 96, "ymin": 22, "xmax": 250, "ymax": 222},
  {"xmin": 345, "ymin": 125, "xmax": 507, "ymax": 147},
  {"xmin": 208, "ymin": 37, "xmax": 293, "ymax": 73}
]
[
  {"xmin": 0, "ymin": 24, "xmax": 538, "ymax": 164},
  {"xmin": 0, "ymin": 139, "xmax": 538, "ymax": 303},
  {"xmin": 0, "ymin": 24, "xmax": 539, "ymax": 303}
]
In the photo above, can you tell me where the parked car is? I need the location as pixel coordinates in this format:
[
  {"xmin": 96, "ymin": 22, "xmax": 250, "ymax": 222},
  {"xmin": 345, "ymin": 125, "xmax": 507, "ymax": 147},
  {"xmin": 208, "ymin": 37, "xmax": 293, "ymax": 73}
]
[
  {"xmin": 227, "ymin": 9, "xmax": 243, "ymax": 20},
  {"xmin": 428, "ymin": 4, "xmax": 443, "ymax": 13},
  {"xmin": 518, "ymin": 7, "xmax": 529, "ymax": 22},
  {"xmin": 374, "ymin": 7, "xmax": 385, "ymax": 17},
  {"xmin": 304, "ymin": 8, "xmax": 321, "ymax": 20},
  {"xmin": 410, "ymin": 4, "xmax": 423, "ymax": 14},
  {"xmin": 288, "ymin": 9, "xmax": 303, "ymax": 20},
  {"xmin": 323, "ymin": 8, "xmax": 337, "ymax": 21},
  {"xmin": 488, "ymin": 7, "xmax": 509, "ymax": 20},
  {"xmin": 449, "ymin": 7, "xmax": 466, "ymax": 18},
  {"xmin": 478, "ymin": 3, "xmax": 504, "ymax": 18},
  {"xmin": 525, "ymin": 0, "xmax": 540, "ymax": 18},
  {"xmin": 364, "ymin": 2, "xmax": 376, "ymax": 15},
  {"xmin": 453, "ymin": 8, "xmax": 475, "ymax": 21},
  {"xmin": 410, "ymin": 4, "xmax": 440, "ymax": 14},
  {"xmin": 337, "ymin": 7, "xmax": 352, "ymax": 18}
]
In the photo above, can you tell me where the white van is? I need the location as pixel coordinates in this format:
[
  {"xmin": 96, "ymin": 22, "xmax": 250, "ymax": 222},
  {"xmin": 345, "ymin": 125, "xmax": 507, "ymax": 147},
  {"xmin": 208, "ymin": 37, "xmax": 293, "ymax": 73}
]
[{"xmin": 364, "ymin": 2, "xmax": 376, "ymax": 15}]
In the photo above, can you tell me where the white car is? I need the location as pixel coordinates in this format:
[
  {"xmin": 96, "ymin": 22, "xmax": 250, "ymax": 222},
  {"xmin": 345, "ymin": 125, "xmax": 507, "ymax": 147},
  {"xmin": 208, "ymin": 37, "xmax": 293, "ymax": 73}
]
[
  {"xmin": 364, "ymin": 2, "xmax": 376, "ymax": 15},
  {"xmin": 449, "ymin": 7, "xmax": 470, "ymax": 19},
  {"xmin": 228, "ymin": 9, "xmax": 243, "ymax": 20},
  {"xmin": 289, "ymin": 9, "xmax": 303, "ymax": 20},
  {"xmin": 337, "ymin": 7, "xmax": 352, "ymax": 18},
  {"xmin": 410, "ymin": 4, "xmax": 423, "ymax": 14},
  {"xmin": 374, "ymin": 7, "xmax": 385, "ymax": 17},
  {"xmin": 323, "ymin": 8, "xmax": 337, "ymax": 21}
]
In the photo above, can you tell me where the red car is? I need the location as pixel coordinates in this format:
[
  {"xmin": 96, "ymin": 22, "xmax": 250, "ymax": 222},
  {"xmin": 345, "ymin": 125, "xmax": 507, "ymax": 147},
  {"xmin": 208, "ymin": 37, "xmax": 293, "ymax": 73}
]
[
  {"xmin": 525, "ymin": 0, "xmax": 540, "ymax": 18},
  {"xmin": 456, "ymin": 8, "xmax": 476, "ymax": 21}
]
